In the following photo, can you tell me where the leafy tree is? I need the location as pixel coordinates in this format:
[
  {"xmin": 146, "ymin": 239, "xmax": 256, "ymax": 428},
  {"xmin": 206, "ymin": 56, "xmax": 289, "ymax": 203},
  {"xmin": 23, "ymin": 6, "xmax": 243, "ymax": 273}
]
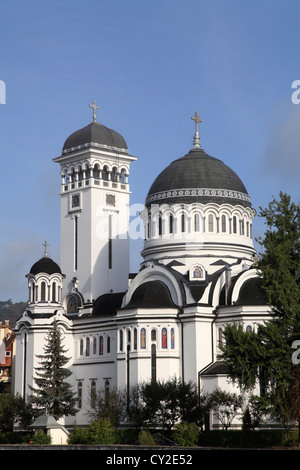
[
  {"xmin": 29, "ymin": 322, "xmax": 78, "ymax": 420},
  {"xmin": 88, "ymin": 385, "xmax": 127, "ymax": 426},
  {"xmin": 207, "ymin": 388, "xmax": 243, "ymax": 431},
  {"xmin": 172, "ymin": 422, "xmax": 200, "ymax": 446},
  {"xmin": 128, "ymin": 378, "xmax": 206, "ymax": 432}
]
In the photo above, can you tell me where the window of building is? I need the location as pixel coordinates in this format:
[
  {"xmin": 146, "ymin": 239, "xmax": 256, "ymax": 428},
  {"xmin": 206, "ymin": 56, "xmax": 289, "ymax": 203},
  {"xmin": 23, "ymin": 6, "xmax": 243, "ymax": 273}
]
[
  {"xmin": 162, "ymin": 328, "xmax": 167, "ymax": 349},
  {"xmin": 99, "ymin": 336, "xmax": 103, "ymax": 355},
  {"xmin": 119, "ymin": 330, "xmax": 123, "ymax": 352},
  {"xmin": 90, "ymin": 380, "xmax": 96, "ymax": 408},
  {"xmin": 140, "ymin": 328, "xmax": 146, "ymax": 349},
  {"xmin": 221, "ymin": 215, "xmax": 226, "ymax": 233},
  {"xmin": 80, "ymin": 338, "xmax": 84, "ymax": 356},
  {"xmin": 77, "ymin": 381, "xmax": 83, "ymax": 409},
  {"xmin": 86, "ymin": 337, "xmax": 90, "ymax": 356},
  {"xmin": 171, "ymin": 328, "xmax": 175, "ymax": 349},
  {"xmin": 134, "ymin": 328, "xmax": 137, "ymax": 350},
  {"xmin": 208, "ymin": 214, "xmax": 214, "ymax": 232},
  {"xmin": 93, "ymin": 337, "xmax": 97, "ymax": 355},
  {"xmin": 233, "ymin": 216, "xmax": 237, "ymax": 234},
  {"xmin": 169, "ymin": 214, "xmax": 174, "ymax": 234},
  {"xmin": 41, "ymin": 281, "xmax": 46, "ymax": 301}
]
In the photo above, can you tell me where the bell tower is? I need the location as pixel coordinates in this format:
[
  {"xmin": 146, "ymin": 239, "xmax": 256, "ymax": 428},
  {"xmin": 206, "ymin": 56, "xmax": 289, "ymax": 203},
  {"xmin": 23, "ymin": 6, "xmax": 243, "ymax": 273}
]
[{"xmin": 53, "ymin": 103, "xmax": 137, "ymax": 311}]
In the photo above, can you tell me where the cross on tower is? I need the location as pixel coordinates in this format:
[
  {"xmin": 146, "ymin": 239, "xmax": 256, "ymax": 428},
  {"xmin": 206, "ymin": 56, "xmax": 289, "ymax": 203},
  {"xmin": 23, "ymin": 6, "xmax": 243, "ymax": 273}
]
[
  {"xmin": 191, "ymin": 111, "xmax": 202, "ymax": 149},
  {"xmin": 43, "ymin": 241, "xmax": 49, "ymax": 257},
  {"xmin": 191, "ymin": 111, "xmax": 202, "ymax": 133},
  {"xmin": 89, "ymin": 100, "xmax": 99, "ymax": 122}
]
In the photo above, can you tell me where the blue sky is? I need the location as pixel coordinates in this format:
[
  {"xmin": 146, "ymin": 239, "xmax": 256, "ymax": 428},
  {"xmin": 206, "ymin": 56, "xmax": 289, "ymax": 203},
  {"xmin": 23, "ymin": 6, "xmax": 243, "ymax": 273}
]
[{"xmin": 1, "ymin": 0, "xmax": 300, "ymax": 301}]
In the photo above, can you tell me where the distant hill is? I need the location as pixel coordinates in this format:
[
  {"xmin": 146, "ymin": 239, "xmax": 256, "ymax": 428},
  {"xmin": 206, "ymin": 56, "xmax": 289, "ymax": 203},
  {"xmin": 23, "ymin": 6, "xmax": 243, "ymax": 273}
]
[{"xmin": 0, "ymin": 300, "xmax": 27, "ymax": 328}]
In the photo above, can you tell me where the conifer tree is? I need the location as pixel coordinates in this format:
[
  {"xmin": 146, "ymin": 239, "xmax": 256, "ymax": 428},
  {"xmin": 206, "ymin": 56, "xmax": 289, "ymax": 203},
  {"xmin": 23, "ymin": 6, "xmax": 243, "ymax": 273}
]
[
  {"xmin": 29, "ymin": 322, "xmax": 78, "ymax": 420},
  {"xmin": 220, "ymin": 192, "xmax": 300, "ymax": 430}
]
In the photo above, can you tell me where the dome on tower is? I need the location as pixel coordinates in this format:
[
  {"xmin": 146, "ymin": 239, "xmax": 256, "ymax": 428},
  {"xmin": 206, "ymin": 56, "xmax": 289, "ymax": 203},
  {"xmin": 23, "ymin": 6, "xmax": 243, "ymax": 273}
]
[
  {"xmin": 30, "ymin": 255, "xmax": 62, "ymax": 276},
  {"xmin": 146, "ymin": 148, "xmax": 251, "ymax": 208},
  {"xmin": 62, "ymin": 121, "xmax": 128, "ymax": 154},
  {"xmin": 146, "ymin": 112, "xmax": 251, "ymax": 209}
]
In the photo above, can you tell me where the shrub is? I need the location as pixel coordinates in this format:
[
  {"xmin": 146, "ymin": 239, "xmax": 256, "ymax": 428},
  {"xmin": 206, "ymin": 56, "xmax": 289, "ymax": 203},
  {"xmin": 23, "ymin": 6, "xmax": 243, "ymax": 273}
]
[
  {"xmin": 138, "ymin": 429, "xmax": 155, "ymax": 446},
  {"xmin": 31, "ymin": 430, "xmax": 52, "ymax": 445},
  {"xmin": 87, "ymin": 418, "xmax": 115, "ymax": 445},
  {"xmin": 67, "ymin": 426, "xmax": 89, "ymax": 444},
  {"xmin": 172, "ymin": 422, "xmax": 200, "ymax": 446}
]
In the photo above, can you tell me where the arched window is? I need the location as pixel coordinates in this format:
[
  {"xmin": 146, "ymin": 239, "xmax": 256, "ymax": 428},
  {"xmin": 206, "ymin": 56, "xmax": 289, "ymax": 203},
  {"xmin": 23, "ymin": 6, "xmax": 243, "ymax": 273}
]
[
  {"xmin": 99, "ymin": 336, "xmax": 103, "ymax": 355},
  {"xmin": 127, "ymin": 329, "xmax": 131, "ymax": 350},
  {"xmin": 134, "ymin": 328, "xmax": 137, "ymax": 350},
  {"xmin": 86, "ymin": 337, "xmax": 90, "ymax": 356},
  {"xmin": 246, "ymin": 325, "xmax": 252, "ymax": 333},
  {"xmin": 158, "ymin": 214, "xmax": 162, "ymax": 236},
  {"xmin": 140, "ymin": 328, "xmax": 146, "ymax": 349},
  {"xmin": 169, "ymin": 214, "xmax": 174, "ymax": 234},
  {"xmin": 119, "ymin": 330, "xmax": 123, "ymax": 352},
  {"xmin": 90, "ymin": 380, "xmax": 96, "ymax": 408},
  {"xmin": 218, "ymin": 328, "xmax": 223, "ymax": 345},
  {"xmin": 171, "ymin": 328, "xmax": 175, "ymax": 349},
  {"xmin": 233, "ymin": 216, "xmax": 237, "ymax": 234},
  {"xmin": 221, "ymin": 215, "xmax": 226, "ymax": 233},
  {"xmin": 181, "ymin": 213, "xmax": 185, "ymax": 232},
  {"xmin": 162, "ymin": 328, "xmax": 167, "ymax": 349},
  {"xmin": 151, "ymin": 329, "xmax": 157, "ymax": 342},
  {"xmin": 151, "ymin": 343, "xmax": 156, "ymax": 383},
  {"xmin": 120, "ymin": 169, "xmax": 126, "ymax": 184},
  {"xmin": 102, "ymin": 165, "xmax": 109, "ymax": 181},
  {"xmin": 80, "ymin": 339, "xmax": 84, "ymax": 355},
  {"xmin": 111, "ymin": 167, "xmax": 118, "ymax": 182},
  {"xmin": 93, "ymin": 164, "xmax": 100, "ymax": 178},
  {"xmin": 41, "ymin": 281, "xmax": 46, "ymax": 301},
  {"xmin": 107, "ymin": 336, "xmax": 111, "ymax": 354},
  {"xmin": 241, "ymin": 219, "xmax": 245, "ymax": 235},
  {"xmin": 208, "ymin": 214, "xmax": 214, "ymax": 232},
  {"xmin": 93, "ymin": 337, "xmax": 97, "ymax": 355},
  {"xmin": 105, "ymin": 379, "xmax": 110, "ymax": 405},
  {"xmin": 194, "ymin": 213, "xmax": 200, "ymax": 231},
  {"xmin": 52, "ymin": 282, "xmax": 56, "ymax": 302},
  {"xmin": 77, "ymin": 381, "xmax": 83, "ymax": 409}
]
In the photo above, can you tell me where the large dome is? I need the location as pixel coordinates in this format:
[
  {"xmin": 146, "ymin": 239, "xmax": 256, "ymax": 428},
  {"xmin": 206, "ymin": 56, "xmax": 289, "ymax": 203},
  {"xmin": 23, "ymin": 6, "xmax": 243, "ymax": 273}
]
[
  {"xmin": 145, "ymin": 147, "xmax": 251, "ymax": 208},
  {"xmin": 62, "ymin": 121, "xmax": 128, "ymax": 154}
]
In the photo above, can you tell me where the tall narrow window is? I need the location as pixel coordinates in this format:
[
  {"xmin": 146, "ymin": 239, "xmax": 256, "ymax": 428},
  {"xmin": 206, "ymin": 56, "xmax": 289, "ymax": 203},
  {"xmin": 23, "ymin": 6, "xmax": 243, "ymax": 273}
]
[
  {"xmin": 86, "ymin": 337, "xmax": 90, "ymax": 356},
  {"xmin": 52, "ymin": 282, "xmax": 56, "ymax": 302},
  {"xmin": 41, "ymin": 282, "xmax": 46, "ymax": 301},
  {"xmin": 140, "ymin": 328, "xmax": 146, "ymax": 349},
  {"xmin": 169, "ymin": 214, "xmax": 174, "ymax": 234},
  {"xmin": 99, "ymin": 336, "xmax": 103, "ymax": 355},
  {"xmin": 158, "ymin": 215, "xmax": 162, "ymax": 236},
  {"xmin": 151, "ymin": 344, "xmax": 157, "ymax": 383},
  {"xmin": 233, "ymin": 216, "xmax": 237, "ymax": 234},
  {"xmin": 80, "ymin": 339, "xmax": 84, "ymax": 356},
  {"xmin": 208, "ymin": 214, "xmax": 214, "ymax": 232},
  {"xmin": 119, "ymin": 330, "xmax": 123, "ymax": 352},
  {"xmin": 162, "ymin": 328, "xmax": 167, "ymax": 349},
  {"xmin": 181, "ymin": 213, "xmax": 185, "ymax": 232},
  {"xmin": 108, "ymin": 214, "xmax": 112, "ymax": 269},
  {"xmin": 93, "ymin": 337, "xmax": 97, "ymax": 355},
  {"xmin": 171, "ymin": 328, "xmax": 175, "ymax": 349},
  {"xmin": 107, "ymin": 336, "xmax": 111, "ymax": 354},
  {"xmin": 77, "ymin": 381, "xmax": 83, "ymax": 409},
  {"xmin": 194, "ymin": 213, "xmax": 200, "ymax": 232},
  {"xmin": 134, "ymin": 328, "xmax": 137, "ymax": 350},
  {"xmin": 221, "ymin": 215, "xmax": 226, "ymax": 233},
  {"xmin": 74, "ymin": 215, "xmax": 78, "ymax": 270},
  {"xmin": 91, "ymin": 380, "xmax": 96, "ymax": 408}
]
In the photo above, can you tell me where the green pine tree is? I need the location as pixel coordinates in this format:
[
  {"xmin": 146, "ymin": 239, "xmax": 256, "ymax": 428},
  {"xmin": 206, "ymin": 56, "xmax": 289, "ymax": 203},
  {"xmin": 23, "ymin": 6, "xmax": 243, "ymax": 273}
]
[
  {"xmin": 29, "ymin": 322, "xmax": 78, "ymax": 420},
  {"xmin": 220, "ymin": 192, "xmax": 300, "ymax": 432}
]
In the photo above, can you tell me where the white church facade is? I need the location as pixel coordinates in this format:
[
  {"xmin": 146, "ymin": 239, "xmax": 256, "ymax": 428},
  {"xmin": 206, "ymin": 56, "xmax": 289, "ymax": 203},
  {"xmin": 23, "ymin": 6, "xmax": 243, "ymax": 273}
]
[{"xmin": 13, "ymin": 105, "xmax": 270, "ymax": 428}]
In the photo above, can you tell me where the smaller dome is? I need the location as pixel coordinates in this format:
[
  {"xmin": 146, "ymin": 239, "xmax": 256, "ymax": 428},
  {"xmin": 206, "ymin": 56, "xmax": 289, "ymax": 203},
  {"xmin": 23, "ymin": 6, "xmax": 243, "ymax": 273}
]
[
  {"xmin": 30, "ymin": 256, "xmax": 62, "ymax": 276},
  {"xmin": 62, "ymin": 121, "xmax": 128, "ymax": 153}
]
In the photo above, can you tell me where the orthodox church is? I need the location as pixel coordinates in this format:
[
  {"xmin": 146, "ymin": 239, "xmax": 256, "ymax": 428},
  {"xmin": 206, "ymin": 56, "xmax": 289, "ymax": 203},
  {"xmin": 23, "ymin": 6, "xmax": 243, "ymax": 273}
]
[{"xmin": 13, "ymin": 104, "xmax": 270, "ymax": 428}]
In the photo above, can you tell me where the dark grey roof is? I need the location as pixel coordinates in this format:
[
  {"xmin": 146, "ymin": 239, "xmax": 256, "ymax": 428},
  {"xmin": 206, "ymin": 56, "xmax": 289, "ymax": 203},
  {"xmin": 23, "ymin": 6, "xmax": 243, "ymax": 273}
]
[
  {"xmin": 126, "ymin": 280, "xmax": 177, "ymax": 309},
  {"xmin": 146, "ymin": 148, "xmax": 251, "ymax": 208},
  {"xmin": 92, "ymin": 292, "xmax": 125, "ymax": 316},
  {"xmin": 30, "ymin": 256, "xmax": 62, "ymax": 275},
  {"xmin": 62, "ymin": 121, "xmax": 128, "ymax": 153},
  {"xmin": 200, "ymin": 361, "xmax": 230, "ymax": 376},
  {"xmin": 30, "ymin": 414, "xmax": 62, "ymax": 429}
]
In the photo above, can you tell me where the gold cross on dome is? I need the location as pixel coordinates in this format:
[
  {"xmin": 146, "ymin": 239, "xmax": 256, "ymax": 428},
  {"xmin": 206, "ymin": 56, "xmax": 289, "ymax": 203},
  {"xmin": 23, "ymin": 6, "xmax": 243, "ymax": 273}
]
[
  {"xmin": 89, "ymin": 100, "xmax": 99, "ymax": 122},
  {"xmin": 191, "ymin": 111, "xmax": 202, "ymax": 133}
]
